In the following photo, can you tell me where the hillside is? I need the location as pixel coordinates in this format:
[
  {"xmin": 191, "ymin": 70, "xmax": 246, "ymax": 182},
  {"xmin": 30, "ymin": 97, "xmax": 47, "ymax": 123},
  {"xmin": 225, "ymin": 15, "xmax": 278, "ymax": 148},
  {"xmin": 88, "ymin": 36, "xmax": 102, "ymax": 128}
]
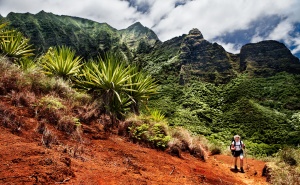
[
  {"xmin": 2, "ymin": 11, "xmax": 300, "ymax": 156},
  {"xmin": 0, "ymin": 95, "xmax": 268, "ymax": 185}
]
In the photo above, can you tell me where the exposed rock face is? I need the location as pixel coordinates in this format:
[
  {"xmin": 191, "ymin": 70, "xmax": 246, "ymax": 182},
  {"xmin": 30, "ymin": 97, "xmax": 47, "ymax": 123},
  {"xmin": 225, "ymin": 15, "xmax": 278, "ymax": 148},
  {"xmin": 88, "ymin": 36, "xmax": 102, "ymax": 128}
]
[
  {"xmin": 179, "ymin": 28, "xmax": 236, "ymax": 84},
  {"xmin": 240, "ymin": 40, "xmax": 300, "ymax": 76}
]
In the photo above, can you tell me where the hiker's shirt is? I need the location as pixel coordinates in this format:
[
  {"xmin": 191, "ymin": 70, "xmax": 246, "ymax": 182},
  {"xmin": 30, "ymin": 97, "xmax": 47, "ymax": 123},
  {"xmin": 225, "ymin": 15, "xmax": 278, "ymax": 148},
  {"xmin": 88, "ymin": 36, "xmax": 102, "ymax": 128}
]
[{"xmin": 232, "ymin": 141, "xmax": 243, "ymax": 151}]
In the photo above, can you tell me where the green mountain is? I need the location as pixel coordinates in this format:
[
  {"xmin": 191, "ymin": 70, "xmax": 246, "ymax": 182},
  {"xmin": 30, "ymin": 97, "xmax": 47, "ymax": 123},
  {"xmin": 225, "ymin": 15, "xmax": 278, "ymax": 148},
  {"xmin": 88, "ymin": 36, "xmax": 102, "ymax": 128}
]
[
  {"xmin": 4, "ymin": 11, "xmax": 159, "ymax": 59},
  {"xmin": 2, "ymin": 11, "xmax": 300, "ymax": 156}
]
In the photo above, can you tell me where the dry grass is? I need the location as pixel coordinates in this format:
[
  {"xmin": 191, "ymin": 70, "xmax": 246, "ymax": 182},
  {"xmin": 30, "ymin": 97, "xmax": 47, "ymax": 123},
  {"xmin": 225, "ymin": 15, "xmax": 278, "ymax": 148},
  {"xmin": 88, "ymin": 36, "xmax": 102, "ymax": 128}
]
[
  {"xmin": 265, "ymin": 148, "xmax": 300, "ymax": 185},
  {"xmin": 41, "ymin": 128, "xmax": 58, "ymax": 148},
  {"xmin": 36, "ymin": 95, "xmax": 65, "ymax": 124},
  {"xmin": 72, "ymin": 100, "xmax": 101, "ymax": 124},
  {"xmin": 169, "ymin": 127, "xmax": 208, "ymax": 161},
  {"xmin": 11, "ymin": 90, "xmax": 37, "ymax": 107},
  {"xmin": 0, "ymin": 104, "xmax": 23, "ymax": 134},
  {"xmin": 266, "ymin": 162, "xmax": 300, "ymax": 185}
]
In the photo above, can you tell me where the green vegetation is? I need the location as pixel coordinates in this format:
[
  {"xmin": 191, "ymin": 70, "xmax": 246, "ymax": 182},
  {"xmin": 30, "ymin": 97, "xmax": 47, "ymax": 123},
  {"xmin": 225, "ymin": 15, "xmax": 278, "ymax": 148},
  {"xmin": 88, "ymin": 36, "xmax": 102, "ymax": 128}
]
[
  {"xmin": 128, "ymin": 120, "xmax": 171, "ymax": 149},
  {"xmin": 0, "ymin": 22, "xmax": 34, "ymax": 59},
  {"xmin": 76, "ymin": 53, "xmax": 158, "ymax": 120},
  {"xmin": 147, "ymin": 73, "xmax": 300, "ymax": 157},
  {"xmin": 39, "ymin": 46, "xmax": 83, "ymax": 80}
]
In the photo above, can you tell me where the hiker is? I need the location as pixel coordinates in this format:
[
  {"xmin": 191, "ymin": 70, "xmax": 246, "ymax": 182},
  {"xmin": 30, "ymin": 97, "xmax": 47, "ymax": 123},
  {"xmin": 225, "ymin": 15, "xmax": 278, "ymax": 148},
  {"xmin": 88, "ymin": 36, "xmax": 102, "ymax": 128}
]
[{"xmin": 231, "ymin": 135, "xmax": 245, "ymax": 173}]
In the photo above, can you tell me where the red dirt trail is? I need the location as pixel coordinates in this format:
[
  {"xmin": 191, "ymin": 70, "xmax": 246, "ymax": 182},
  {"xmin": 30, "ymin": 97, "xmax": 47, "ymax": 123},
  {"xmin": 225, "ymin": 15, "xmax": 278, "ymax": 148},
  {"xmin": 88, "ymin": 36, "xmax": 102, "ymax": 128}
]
[{"xmin": 0, "ymin": 96, "xmax": 268, "ymax": 185}]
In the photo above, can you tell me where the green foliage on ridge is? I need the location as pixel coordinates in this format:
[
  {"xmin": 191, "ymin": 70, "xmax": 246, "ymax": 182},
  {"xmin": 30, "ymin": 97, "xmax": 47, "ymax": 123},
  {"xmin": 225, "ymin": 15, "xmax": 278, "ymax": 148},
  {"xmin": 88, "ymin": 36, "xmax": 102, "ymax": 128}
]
[{"xmin": 4, "ymin": 11, "xmax": 158, "ymax": 59}]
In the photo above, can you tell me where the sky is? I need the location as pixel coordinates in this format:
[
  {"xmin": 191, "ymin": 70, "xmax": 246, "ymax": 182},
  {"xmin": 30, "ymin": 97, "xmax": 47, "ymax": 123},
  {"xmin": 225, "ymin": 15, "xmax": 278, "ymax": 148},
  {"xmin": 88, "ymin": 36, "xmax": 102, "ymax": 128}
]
[{"xmin": 0, "ymin": 0, "xmax": 300, "ymax": 58}]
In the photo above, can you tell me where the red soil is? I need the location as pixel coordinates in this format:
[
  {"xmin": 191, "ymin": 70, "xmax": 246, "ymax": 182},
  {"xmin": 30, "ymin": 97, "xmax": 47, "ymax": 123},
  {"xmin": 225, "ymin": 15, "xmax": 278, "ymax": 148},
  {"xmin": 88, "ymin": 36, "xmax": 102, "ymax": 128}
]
[{"xmin": 0, "ymin": 96, "xmax": 269, "ymax": 185}]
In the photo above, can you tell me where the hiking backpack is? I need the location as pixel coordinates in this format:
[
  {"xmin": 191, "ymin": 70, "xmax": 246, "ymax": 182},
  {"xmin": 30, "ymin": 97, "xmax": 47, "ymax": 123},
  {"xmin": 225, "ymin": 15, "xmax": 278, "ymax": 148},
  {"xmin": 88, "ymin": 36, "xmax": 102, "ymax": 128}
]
[{"xmin": 230, "ymin": 139, "xmax": 243, "ymax": 156}]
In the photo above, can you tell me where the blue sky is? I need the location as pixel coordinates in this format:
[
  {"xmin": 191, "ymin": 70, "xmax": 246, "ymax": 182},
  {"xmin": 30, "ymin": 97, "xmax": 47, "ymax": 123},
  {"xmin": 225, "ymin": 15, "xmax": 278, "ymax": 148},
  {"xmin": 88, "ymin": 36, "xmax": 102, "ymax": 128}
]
[{"xmin": 0, "ymin": 0, "xmax": 299, "ymax": 58}]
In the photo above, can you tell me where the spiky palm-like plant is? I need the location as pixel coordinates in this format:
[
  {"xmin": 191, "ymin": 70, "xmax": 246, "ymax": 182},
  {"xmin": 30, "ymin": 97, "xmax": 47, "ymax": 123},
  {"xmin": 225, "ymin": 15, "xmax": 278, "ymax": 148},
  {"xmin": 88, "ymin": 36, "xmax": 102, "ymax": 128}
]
[
  {"xmin": 0, "ymin": 22, "xmax": 11, "ymax": 40},
  {"xmin": 17, "ymin": 58, "xmax": 38, "ymax": 72},
  {"xmin": 128, "ymin": 67, "xmax": 158, "ymax": 115},
  {"xmin": 0, "ymin": 29, "xmax": 34, "ymax": 59},
  {"xmin": 40, "ymin": 46, "xmax": 83, "ymax": 80},
  {"xmin": 76, "ymin": 54, "xmax": 135, "ymax": 119},
  {"xmin": 77, "ymin": 53, "xmax": 158, "ymax": 123}
]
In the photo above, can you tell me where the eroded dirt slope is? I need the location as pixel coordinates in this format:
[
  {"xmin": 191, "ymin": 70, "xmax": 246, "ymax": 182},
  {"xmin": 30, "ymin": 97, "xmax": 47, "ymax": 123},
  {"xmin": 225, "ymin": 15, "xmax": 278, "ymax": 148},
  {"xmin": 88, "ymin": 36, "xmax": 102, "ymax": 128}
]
[{"xmin": 0, "ymin": 96, "xmax": 268, "ymax": 185}]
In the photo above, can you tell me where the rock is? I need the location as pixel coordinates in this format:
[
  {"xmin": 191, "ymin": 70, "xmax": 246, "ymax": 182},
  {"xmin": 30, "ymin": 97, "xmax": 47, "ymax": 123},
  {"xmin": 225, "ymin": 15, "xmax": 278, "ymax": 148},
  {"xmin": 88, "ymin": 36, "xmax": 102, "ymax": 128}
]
[
  {"xmin": 179, "ymin": 28, "xmax": 236, "ymax": 84},
  {"xmin": 240, "ymin": 40, "xmax": 300, "ymax": 77},
  {"xmin": 262, "ymin": 164, "xmax": 272, "ymax": 182}
]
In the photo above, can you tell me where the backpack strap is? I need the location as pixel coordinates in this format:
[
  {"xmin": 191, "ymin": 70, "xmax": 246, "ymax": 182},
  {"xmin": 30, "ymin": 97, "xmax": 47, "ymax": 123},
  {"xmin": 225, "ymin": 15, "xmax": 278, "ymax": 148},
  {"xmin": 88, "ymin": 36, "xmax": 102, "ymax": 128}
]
[{"xmin": 233, "ymin": 140, "xmax": 243, "ymax": 148}]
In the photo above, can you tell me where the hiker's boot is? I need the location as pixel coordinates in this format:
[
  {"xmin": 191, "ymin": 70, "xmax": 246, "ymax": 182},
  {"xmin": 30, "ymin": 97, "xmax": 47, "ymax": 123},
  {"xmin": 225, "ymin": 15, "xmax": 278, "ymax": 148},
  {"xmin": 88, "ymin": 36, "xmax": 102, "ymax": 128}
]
[
  {"xmin": 240, "ymin": 167, "xmax": 245, "ymax": 173},
  {"xmin": 234, "ymin": 165, "xmax": 238, "ymax": 170}
]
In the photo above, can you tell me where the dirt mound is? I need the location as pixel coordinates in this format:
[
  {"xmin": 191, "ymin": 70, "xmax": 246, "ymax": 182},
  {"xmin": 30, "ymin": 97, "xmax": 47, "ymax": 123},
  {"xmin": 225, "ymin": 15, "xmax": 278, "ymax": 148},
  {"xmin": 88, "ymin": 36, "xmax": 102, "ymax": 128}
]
[{"xmin": 0, "ymin": 96, "xmax": 268, "ymax": 185}]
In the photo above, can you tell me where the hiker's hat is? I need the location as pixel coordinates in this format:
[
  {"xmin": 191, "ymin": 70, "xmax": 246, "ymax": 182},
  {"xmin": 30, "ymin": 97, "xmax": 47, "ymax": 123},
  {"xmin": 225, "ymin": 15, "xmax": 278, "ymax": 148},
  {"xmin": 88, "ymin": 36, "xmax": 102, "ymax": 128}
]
[{"xmin": 234, "ymin": 135, "xmax": 240, "ymax": 139}]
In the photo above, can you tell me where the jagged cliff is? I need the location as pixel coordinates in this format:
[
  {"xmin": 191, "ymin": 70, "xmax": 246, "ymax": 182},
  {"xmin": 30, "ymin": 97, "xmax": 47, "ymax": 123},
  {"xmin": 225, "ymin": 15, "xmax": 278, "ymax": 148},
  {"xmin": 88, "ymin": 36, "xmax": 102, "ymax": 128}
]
[
  {"xmin": 240, "ymin": 40, "xmax": 300, "ymax": 76},
  {"xmin": 179, "ymin": 28, "xmax": 236, "ymax": 84}
]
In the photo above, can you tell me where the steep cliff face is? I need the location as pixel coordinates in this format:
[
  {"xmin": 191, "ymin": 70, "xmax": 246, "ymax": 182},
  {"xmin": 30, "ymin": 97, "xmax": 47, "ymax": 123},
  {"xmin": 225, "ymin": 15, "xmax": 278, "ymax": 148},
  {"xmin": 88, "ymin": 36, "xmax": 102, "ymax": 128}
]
[
  {"xmin": 119, "ymin": 22, "xmax": 159, "ymax": 50},
  {"xmin": 240, "ymin": 40, "xmax": 300, "ymax": 76},
  {"xmin": 179, "ymin": 28, "xmax": 236, "ymax": 84}
]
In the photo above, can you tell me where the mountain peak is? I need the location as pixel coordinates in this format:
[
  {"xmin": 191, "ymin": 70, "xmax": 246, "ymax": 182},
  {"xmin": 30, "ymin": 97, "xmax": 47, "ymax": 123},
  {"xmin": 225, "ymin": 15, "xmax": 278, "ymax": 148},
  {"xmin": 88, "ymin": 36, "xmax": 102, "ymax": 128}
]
[
  {"xmin": 126, "ymin": 22, "xmax": 147, "ymax": 31},
  {"xmin": 240, "ymin": 40, "xmax": 300, "ymax": 76},
  {"xmin": 188, "ymin": 28, "xmax": 204, "ymax": 39},
  {"xmin": 120, "ymin": 22, "xmax": 159, "ymax": 50},
  {"xmin": 129, "ymin": 22, "xmax": 143, "ymax": 27}
]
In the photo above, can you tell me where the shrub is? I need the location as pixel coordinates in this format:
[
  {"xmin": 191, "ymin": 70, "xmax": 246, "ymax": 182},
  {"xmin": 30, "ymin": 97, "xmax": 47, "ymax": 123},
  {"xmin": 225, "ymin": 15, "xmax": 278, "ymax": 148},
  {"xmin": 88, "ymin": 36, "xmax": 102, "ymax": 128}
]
[
  {"xmin": 267, "ymin": 162, "xmax": 300, "ymax": 185},
  {"xmin": 266, "ymin": 148, "xmax": 300, "ymax": 184},
  {"xmin": 57, "ymin": 116, "xmax": 79, "ymax": 134},
  {"xmin": 170, "ymin": 127, "xmax": 193, "ymax": 151},
  {"xmin": 36, "ymin": 95, "xmax": 65, "ymax": 124},
  {"xmin": 210, "ymin": 144, "xmax": 222, "ymax": 155},
  {"xmin": 0, "ymin": 104, "xmax": 23, "ymax": 133},
  {"xmin": 127, "ymin": 119, "xmax": 171, "ymax": 149},
  {"xmin": 0, "ymin": 56, "xmax": 23, "ymax": 94},
  {"xmin": 167, "ymin": 138, "xmax": 182, "ymax": 158},
  {"xmin": 0, "ymin": 28, "xmax": 34, "ymax": 59},
  {"xmin": 16, "ymin": 58, "xmax": 38, "ymax": 72},
  {"xmin": 36, "ymin": 120, "xmax": 47, "ymax": 134},
  {"xmin": 278, "ymin": 148, "xmax": 299, "ymax": 166},
  {"xmin": 72, "ymin": 100, "xmax": 101, "ymax": 123},
  {"xmin": 11, "ymin": 90, "xmax": 36, "ymax": 107}
]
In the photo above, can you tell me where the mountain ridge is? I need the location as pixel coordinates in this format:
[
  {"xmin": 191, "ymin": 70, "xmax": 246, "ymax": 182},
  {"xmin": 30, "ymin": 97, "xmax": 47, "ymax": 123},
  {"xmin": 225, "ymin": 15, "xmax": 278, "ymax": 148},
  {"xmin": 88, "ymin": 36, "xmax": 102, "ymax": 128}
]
[{"xmin": 2, "ymin": 11, "xmax": 299, "ymax": 84}]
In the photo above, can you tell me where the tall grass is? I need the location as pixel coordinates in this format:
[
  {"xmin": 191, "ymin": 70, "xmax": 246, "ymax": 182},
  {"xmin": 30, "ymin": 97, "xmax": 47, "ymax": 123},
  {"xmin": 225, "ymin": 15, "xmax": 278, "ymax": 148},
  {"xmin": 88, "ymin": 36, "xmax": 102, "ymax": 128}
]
[{"xmin": 267, "ymin": 147, "xmax": 300, "ymax": 184}]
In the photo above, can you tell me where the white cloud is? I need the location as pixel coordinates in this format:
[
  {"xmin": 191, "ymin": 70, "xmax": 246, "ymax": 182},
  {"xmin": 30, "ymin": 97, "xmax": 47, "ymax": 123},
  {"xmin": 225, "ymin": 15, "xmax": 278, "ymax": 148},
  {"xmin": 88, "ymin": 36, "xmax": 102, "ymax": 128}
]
[
  {"xmin": 213, "ymin": 41, "xmax": 241, "ymax": 54},
  {"xmin": 150, "ymin": 0, "xmax": 298, "ymax": 41},
  {"xmin": 267, "ymin": 20, "xmax": 294, "ymax": 45},
  {"xmin": 291, "ymin": 37, "xmax": 300, "ymax": 54}
]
